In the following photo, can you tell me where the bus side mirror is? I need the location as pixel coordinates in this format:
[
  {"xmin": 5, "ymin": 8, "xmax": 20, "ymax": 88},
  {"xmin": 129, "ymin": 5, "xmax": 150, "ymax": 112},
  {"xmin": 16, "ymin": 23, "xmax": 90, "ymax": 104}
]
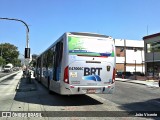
[{"xmin": 25, "ymin": 48, "xmax": 30, "ymax": 58}]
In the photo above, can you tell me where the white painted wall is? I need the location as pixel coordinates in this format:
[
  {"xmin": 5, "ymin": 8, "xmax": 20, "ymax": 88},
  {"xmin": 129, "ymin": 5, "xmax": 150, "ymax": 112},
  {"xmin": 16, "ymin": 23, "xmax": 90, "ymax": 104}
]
[
  {"xmin": 115, "ymin": 39, "xmax": 145, "ymax": 73},
  {"xmin": 115, "ymin": 39, "xmax": 144, "ymax": 47},
  {"xmin": 126, "ymin": 50, "xmax": 144, "ymax": 64},
  {"xmin": 126, "ymin": 66, "xmax": 145, "ymax": 72},
  {"xmin": 115, "ymin": 39, "xmax": 125, "ymax": 46},
  {"xmin": 116, "ymin": 57, "xmax": 125, "ymax": 63},
  {"xmin": 126, "ymin": 40, "xmax": 144, "ymax": 47}
]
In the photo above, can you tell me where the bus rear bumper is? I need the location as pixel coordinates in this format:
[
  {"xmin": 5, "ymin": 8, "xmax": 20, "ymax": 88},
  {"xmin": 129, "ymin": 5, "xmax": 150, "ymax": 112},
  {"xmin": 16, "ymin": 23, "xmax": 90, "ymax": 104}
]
[{"xmin": 62, "ymin": 83, "xmax": 115, "ymax": 95}]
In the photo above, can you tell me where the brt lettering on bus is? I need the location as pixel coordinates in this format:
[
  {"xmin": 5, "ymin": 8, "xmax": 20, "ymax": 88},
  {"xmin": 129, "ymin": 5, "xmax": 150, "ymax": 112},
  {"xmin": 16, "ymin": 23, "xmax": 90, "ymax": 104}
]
[{"xmin": 84, "ymin": 67, "xmax": 102, "ymax": 76}]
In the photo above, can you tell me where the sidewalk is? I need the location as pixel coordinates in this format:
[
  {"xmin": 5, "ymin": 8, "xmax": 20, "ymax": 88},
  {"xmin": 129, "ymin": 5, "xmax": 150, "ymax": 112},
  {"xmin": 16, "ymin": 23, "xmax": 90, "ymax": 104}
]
[
  {"xmin": 116, "ymin": 77, "xmax": 160, "ymax": 87},
  {"xmin": 16, "ymin": 71, "xmax": 37, "ymax": 92}
]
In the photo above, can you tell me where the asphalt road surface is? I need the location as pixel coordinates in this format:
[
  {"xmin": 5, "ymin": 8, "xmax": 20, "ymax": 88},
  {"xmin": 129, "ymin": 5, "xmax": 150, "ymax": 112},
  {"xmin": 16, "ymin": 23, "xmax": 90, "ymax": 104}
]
[
  {"xmin": 98, "ymin": 81, "xmax": 160, "ymax": 111},
  {"xmin": 0, "ymin": 70, "xmax": 18, "ymax": 78}
]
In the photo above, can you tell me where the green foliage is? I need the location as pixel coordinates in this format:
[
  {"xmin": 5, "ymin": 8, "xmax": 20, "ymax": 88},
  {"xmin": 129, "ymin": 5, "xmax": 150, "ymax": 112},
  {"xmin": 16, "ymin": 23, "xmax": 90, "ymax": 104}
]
[
  {"xmin": 30, "ymin": 54, "xmax": 38, "ymax": 67},
  {"xmin": 0, "ymin": 57, "xmax": 5, "ymax": 66},
  {"xmin": 0, "ymin": 43, "xmax": 19, "ymax": 65},
  {"xmin": 29, "ymin": 60, "xmax": 36, "ymax": 67},
  {"xmin": 13, "ymin": 58, "xmax": 21, "ymax": 67}
]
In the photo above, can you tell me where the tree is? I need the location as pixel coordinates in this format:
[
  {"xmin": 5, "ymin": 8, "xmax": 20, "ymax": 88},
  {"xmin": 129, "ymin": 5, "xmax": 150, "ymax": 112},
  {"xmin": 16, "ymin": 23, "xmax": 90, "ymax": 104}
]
[
  {"xmin": 0, "ymin": 43, "xmax": 19, "ymax": 65},
  {"xmin": 0, "ymin": 56, "xmax": 5, "ymax": 66},
  {"xmin": 13, "ymin": 58, "xmax": 21, "ymax": 67},
  {"xmin": 29, "ymin": 54, "xmax": 38, "ymax": 67}
]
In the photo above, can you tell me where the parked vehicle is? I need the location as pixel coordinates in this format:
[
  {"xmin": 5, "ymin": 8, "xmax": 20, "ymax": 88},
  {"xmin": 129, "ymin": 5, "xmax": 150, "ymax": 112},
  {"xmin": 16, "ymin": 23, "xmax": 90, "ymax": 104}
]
[{"xmin": 116, "ymin": 71, "xmax": 132, "ymax": 78}]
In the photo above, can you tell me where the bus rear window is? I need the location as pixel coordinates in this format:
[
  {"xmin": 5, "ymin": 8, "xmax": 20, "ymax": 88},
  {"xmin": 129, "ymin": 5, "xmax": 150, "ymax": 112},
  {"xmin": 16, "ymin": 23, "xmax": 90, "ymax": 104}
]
[{"xmin": 68, "ymin": 36, "xmax": 114, "ymax": 57}]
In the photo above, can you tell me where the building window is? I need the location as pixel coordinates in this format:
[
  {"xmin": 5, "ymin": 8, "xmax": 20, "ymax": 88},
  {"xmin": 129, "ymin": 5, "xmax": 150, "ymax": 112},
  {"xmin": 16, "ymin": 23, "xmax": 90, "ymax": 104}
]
[
  {"xmin": 116, "ymin": 47, "xmax": 125, "ymax": 57},
  {"xmin": 146, "ymin": 41, "xmax": 160, "ymax": 53},
  {"xmin": 117, "ymin": 53, "xmax": 120, "ymax": 57},
  {"xmin": 146, "ymin": 43, "xmax": 151, "ymax": 53}
]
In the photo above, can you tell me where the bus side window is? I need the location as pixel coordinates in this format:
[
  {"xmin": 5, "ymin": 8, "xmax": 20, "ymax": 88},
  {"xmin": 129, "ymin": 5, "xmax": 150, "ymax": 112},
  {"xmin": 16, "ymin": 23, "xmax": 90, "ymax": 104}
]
[
  {"xmin": 42, "ymin": 53, "xmax": 47, "ymax": 77},
  {"xmin": 47, "ymin": 48, "xmax": 54, "ymax": 80},
  {"xmin": 53, "ymin": 41, "xmax": 63, "ymax": 81}
]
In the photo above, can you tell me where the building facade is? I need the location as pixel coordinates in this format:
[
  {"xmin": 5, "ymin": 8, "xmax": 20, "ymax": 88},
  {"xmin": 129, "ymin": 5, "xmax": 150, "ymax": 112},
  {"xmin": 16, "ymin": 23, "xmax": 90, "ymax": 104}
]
[
  {"xmin": 115, "ymin": 39, "xmax": 145, "ymax": 74},
  {"xmin": 143, "ymin": 33, "xmax": 160, "ymax": 77}
]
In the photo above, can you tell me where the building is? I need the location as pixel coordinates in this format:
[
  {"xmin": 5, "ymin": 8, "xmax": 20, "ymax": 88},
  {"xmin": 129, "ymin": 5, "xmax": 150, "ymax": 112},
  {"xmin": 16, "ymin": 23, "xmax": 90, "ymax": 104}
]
[
  {"xmin": 143, "ymin": 33, "xmax": 160, "ymax": 77},
  {"xmin": 115, "ymin": 39, "xmax": 145, "ymax": 74}
]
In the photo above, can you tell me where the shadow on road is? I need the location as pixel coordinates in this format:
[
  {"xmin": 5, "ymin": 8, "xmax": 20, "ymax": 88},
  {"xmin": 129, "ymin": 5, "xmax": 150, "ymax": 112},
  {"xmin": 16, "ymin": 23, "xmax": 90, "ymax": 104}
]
[
  {"xmin": 120, "ymin": 98, "xmax": 160, "ymax": 111},
  {"xmin": 119, "ymin": 98, "xmax": 160, "ymax": 120},
  {"xmin": 14, "ymin": 78, "xmax": 103, "ymax": 106}
]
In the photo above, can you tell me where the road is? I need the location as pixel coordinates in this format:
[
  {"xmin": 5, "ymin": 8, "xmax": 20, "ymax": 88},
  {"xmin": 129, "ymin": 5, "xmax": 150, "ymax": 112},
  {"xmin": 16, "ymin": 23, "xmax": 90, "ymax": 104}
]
[
  {"xmin": 0, "ymin": 72, "xmax": 159, "ymax": 120},
  {"xmin": 0, "ymin": 71, "xmax": 11, "ymax": 78},
  {"xmin": 98, "ymin": 81, "xmax": 160, "ymax": 111},
  {"xmin": 0, "ymin": 70, "xmax": 18, "ymax": 78}
]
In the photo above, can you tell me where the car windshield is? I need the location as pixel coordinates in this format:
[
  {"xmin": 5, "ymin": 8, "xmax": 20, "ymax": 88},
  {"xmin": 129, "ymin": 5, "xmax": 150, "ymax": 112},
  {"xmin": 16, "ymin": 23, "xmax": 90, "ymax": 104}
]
[{"xmin": 5, "ymin": 66, "xmax": 11, "ymax": 68}]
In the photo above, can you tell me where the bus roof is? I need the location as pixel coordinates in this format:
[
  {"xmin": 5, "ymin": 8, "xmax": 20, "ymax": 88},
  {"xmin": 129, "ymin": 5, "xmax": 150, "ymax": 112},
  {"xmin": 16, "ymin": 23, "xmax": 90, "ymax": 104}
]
[{"xmin": 68, "ymin": 32, "xmax": 110, "ymax": 38}]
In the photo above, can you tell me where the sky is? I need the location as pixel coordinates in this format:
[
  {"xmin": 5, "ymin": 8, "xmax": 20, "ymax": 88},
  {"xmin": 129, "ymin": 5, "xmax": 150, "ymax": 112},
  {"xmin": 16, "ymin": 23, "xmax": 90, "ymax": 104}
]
[{"xmin": 0, "ymin": 0, "xmax": 160, "ymax": 55}]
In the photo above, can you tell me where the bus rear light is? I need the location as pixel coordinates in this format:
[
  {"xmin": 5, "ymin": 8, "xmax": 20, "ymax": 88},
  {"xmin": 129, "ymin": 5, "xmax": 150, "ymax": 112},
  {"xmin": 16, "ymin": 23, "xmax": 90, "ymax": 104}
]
[
  {"xmin": 64, "ymin": 79, "xmax": 68, "ymax": 83},
  {"xmin": 64, "ymin": 66, "xmax": 69, "ymax": 84},
  {"xmin": 112, "ymin": 68, "xmax": 116, "ymax": 83}
]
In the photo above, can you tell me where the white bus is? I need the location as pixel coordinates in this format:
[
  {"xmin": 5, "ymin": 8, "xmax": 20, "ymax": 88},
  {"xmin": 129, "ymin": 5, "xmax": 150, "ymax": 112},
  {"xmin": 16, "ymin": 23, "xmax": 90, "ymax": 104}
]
[{"xmin": 35, "ymin": 32, "xmax": 116, "ymax": 95}]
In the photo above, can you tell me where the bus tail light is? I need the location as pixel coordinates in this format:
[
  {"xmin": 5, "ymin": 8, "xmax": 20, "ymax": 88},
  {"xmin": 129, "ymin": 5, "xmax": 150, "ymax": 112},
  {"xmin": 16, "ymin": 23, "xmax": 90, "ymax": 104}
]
[
  {"xmin": 112, "ymin": 68, "xmax": 116, "ymax": 83},
  {"xmin": 64, "ymin": 66, "xmax": 69, "ymax": 84}
]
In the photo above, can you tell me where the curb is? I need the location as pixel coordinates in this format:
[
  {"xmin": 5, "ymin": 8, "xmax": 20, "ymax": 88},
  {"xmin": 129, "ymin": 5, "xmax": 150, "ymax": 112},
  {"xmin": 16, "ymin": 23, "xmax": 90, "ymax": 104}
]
[
  {"xmin": 0, "ymin": 71, "xmax": 21, "ymax": 82},
  {"xmin": 116, "ymin": 78, "xmax": 160, "ymax": 87},
  {"xmin": 116, "ymin": 79, "xmax": 146, "ymax": 85}
]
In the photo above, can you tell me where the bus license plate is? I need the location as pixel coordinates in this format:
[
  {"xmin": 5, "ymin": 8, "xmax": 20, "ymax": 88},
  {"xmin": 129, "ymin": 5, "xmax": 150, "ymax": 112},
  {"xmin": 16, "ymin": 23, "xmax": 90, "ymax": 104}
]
[{"xmin": 87, "ymin": 89, "xmax": 96, "ymax": 93}]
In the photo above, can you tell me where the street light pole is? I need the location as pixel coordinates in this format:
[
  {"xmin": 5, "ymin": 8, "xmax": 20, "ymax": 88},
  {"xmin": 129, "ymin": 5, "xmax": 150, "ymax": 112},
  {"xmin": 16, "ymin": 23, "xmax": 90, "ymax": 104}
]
[{"xmin": 0, "ymin": 17, "xmax": 30, "ymax": 74}]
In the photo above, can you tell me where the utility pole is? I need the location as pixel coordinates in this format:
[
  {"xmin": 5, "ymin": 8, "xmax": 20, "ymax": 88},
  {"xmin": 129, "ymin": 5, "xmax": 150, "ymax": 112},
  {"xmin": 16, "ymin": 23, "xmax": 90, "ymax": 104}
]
[
  {"xmin": 135, "ymin": 60, "xmax": 137, "ymax": 80},
  {"xmin": 0, "ymin": 43, "xmax": 3, "ymax": 57}
]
